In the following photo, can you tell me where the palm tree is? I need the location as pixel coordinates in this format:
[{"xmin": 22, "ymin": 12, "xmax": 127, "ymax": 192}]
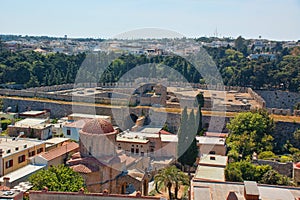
[
  {"xmin": 154, "ymin": 166, "xmax": 189, "ymax": 200},
  {"xmin": 174, "ymin": 170, "xmax": 190, "ymax": 199}
]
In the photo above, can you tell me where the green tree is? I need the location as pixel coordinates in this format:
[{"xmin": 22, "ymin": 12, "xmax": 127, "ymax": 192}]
[
  {"xmin": 177, "ymin": 107, "xmax": 189, "ymax": 160},
  {"xmin": 29, "ymin": 165, "xmax": 85, "ymax": 192},
  {"xmin": 234, "ymin": 36, "xmax": 248, "ymax": 56},
  {"xmin": 258, "ymin": 151, "xmax": 277, "ymax": 160},
  {"xmin": 195, "ymin": 92, "xmax": 204, "ymax": 135},
  {"xmin": 226, "ymin": 110, "xmax": 274, "ymax": 158},
  {"xmin": 177, "ymin": 108, "xmax": 199, "ymax": 173},
  {"xmin": 260, "ymin": 170, "xmax": 286, "ymax": 185},
  {"xmin": 154, "ymin": 166, "xmax": 189, "ymax": 200},
  {"xmin": 225, "ymin": 160, "xmax": 272, "ymax": 182}
]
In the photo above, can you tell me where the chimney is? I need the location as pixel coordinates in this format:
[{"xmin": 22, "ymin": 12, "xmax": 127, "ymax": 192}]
[
  {"xmin": 78, "ymin": 188, "xmax": 84, "ymax": 194},
  {"xmin": 136, "ymin": 191, "xmax": 142, "ymax": 197},
  {"xmin": 103, "ymin": 189, "xmax": 109, "ymax": 196},
  {"xmin": 42, "ymin": 186, "xmax": 48, "ymax": 193},
  {"xmin": 3, "ymin": 177, "xmax": 10, "ymax": 187},
  {"xmin": 244, "ymin": 181, "xmax": 259, "ymax": 200}
]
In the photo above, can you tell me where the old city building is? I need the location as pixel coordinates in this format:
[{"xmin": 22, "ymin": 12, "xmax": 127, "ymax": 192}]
[{"xmin": 67, "ymin": 118, "xmax": 150, "ymax": 195}]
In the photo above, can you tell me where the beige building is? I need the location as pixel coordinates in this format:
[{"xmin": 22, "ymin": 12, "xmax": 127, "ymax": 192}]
[
  {"xmin": 7, "ymin": 118, "xmax": 52, "ymax": 140},
  {"xmin": 196, "ymin": 136, "xmax": 226, "ymax": 156},
  {"xmin": 0, "ymin": 137, "xmax": 45, "ymax": 177},
  {"xmin": 116, "ymin": 127, "xmax": 177, "ymax": 158},
  {"xmin": 194, "ymin": 154, "xmax": 228, "ymax": 182},
  {"xmin": 19, "ymin": 110, "xmax": 50, "ymax": 119}
]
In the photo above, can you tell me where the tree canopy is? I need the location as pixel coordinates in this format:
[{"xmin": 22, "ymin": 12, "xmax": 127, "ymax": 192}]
[
  {"xmin": 1, "ymin": 42, "xmax": 300, "ymax": 92},
  {"xmin": 154, "ymin": 165, "xmax": 189, "ymax": 200},
  {"xmin": 177, "ymin": 107, "xmax": 199, "ymax": 169},
  {"xmin": 226, "ymin": 110, "xmax": 274, "ymax": 159},
  {"xmin": 29, "ymin": 165, "xmax": 85, "ymax": 192}
]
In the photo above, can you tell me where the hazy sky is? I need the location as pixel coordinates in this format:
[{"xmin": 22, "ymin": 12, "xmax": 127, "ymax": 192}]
[{"xmin": 1, "ymin": 0, "xmax": 299, "ymax": 40}]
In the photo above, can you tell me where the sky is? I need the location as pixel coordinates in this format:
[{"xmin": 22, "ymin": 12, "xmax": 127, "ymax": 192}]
[{"xmin": 0, "ymin": 0, "xmax": 300, "ymax": 41}]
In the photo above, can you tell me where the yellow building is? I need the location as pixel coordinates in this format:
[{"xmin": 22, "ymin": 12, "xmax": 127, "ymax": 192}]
[{"xmin": 0, "ymin": 137, "xmax": 45, "ymax": 177}]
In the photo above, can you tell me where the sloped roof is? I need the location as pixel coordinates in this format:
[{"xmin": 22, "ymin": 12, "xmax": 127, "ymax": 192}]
[
  {"xmin": 39, "ymin": 142, "xmax": 79, "ymax": 161},
  {"xmin": 64, "ymin": 119, "xmax": 91, "ymax": 129}
]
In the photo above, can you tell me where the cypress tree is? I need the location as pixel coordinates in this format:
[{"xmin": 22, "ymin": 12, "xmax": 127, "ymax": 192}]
[
  {"xmin": 195, "ymin": 92, "xmax": 204, "ymax": 135},
  {"xmin": 177, "ymin": 107, "xmax": 188, "ymax": 161},
  {"xmin": 177, "ymin": 108, "xmax": 199, "ymax": 172}
]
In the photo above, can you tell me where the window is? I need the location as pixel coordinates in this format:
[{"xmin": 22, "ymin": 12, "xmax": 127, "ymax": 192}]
[
  {"xmin": 29, "ymin": 151, "xmax": 35, "ymax": 157},
  {"xmin": 141, "ymin": 152, "xmax": 144, "ymax": 156},
  {"xmin": 118, "ymin": 144, "xmax": 121, "ymax": 150},
  {"xmin": 136, "ymin": 149, "xmax": 139, "ymax": 154},
  {"xmin": 24, "ymin": 145, "xmax": 27, "ymax": 148},
  {"xmin": 6, "ymin": 149, "xmax": 11, "ymax": 154},
  {"xmin": 37, "ymin": 148, "xmax": 43, "ymax": 154},
  {"xmin": 131, "ymin": 148, "xmax": 134, "ymax": 154},
  {"xmin": 209, "ymin": 151, "xmax": 216, "ymax": 155},
  {"xmin": 18, "ymin": 155, "xmax": 26, "ymax": 163},
  {"xmin": 210, "ymin": 156, "xmax": 216, "ymax": 160},
  {"xmin": 15, "ymin": 147, "xmax": 19, "ymax": 151},
  {"xmin": 5, "ymin": 159, "xmax": 13, "ymax": 168},
  {"xmin": 67, "ymin": 129, "xmax": 71, "ymax": 136}
]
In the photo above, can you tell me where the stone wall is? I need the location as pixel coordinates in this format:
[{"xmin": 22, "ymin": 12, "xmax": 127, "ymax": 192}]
[
  {"xmin": 255, "ymin": 90, "xmax": 300, "ymax": 110},
  {"xmin": 272, "ymin": 121, "xmax": 300, "ymax": 150},
  {"xmin": 267, "ymin": 108, "xmax": 292, "ymax": 116},
  {"xmin": 253, "ymin": 159, "xmax": 293, "ymax": 177}
]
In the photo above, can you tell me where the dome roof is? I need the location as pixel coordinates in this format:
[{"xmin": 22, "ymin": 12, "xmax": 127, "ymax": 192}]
[
  {"xmin": 296, "ymin": 162, "xmax": 300, "ymax": 168},
  {"xmin": 81, "ymin": 118, "xmax": 115, "ymax": 135}
]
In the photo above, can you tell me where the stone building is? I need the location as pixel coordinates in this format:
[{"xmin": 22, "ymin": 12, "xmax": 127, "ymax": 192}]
[{"xmin": 67, "ymin": 118, "xmax": 150, "ymax": 195}]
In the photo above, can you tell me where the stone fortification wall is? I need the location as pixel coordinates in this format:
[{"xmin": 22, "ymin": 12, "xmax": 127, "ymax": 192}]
[
  {"xmin": 253, "ymin": 159, "xmax": 293, "ymax": 177},
  {"xmin": 255, "ymin": 90, "xmax": 300, "ymax": 110}
]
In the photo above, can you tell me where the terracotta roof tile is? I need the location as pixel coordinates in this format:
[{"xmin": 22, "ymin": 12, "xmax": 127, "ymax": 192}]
[
  {"xmin": 70, "ymin": 164, "xmax": 98, "ymax": 174},
  {"xmin": 81, "ymin": 118, "xmax": 114, "ymax": 135},
  {"xmin": 40, "ymin": 142, "xmax": 79, "ymax": 161},
  {"xmin": 159, "ymin": 130, "xmax": 172, "ymax": 135}
]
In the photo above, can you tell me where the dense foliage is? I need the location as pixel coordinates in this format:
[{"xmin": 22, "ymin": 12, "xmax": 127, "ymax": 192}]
[
  {"xmin": 225, "ymin": 110, "xmax": 298, "ymax": 186},
  {"xmin": 177, "ymin": 107, "xmax": 199, "ymax": 169},
  {"xmin": 29, "ymin": 165, "xmax": 85, "ymax": 192},
  {"xmin": 226, "ymin": 110, "xmax": 274, "ymax": 159},
  {"xmin": 225, "ymin": 160, "xmax": 293, "ymax": 186},
  {"xmin": 1, "ymin": 38, "xmax": 300, "ymax": 92},
  {"xmin": 154, "ymin": 165, "xmax": 189, "ymax": 199},
  {"xmin": 0, "ymin": 50, "xmax": 85, "ymax": 88}
]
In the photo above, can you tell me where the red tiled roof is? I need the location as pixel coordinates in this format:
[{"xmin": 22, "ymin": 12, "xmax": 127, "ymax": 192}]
[
  {"xmin": 70, "ymin": 164, "xmax": 98, "ymax": 174},
  {"xmin": 81, "ymin": 118, "xmax": 115, "ymax": 135},
  {"xmin": 64, "ymin": 119, "xmax": 91, "ymax": 129},
  {"xmin": 159, "ymin": 130, "xmax": 172, "ymax": 135},
  {"xmin": 40, "ymin": 142, "xmax": 79, "ymax": 161},
  {"xmin": 204, "ymin": 132, "xmax": 228, "ymax": 138}
]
